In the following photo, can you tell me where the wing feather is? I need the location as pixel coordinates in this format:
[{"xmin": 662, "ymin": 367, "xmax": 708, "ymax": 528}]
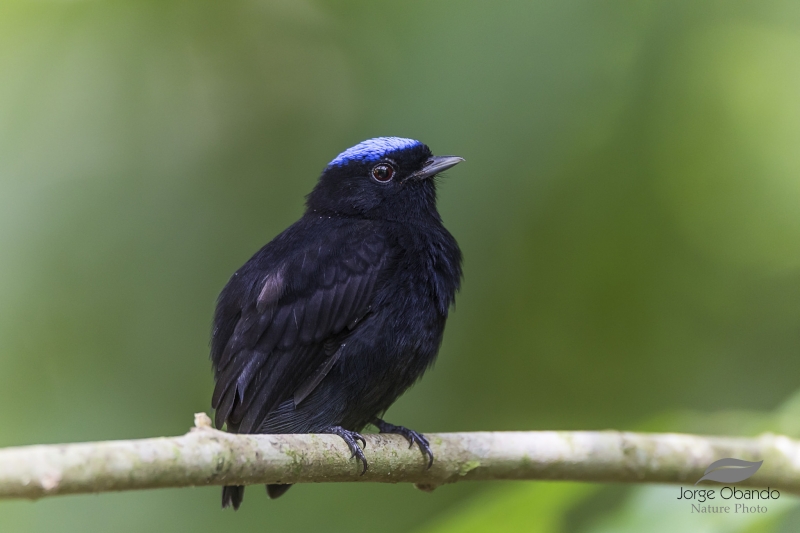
[
  {"xmin": 217, "ymin": 307, "xmax": 276, "ymax": 372},
  {"xmin": 299, "ymin": 289, "xmax": 324, "ymax": 343},
  {"xmin": 314, "ymin": 286, "xmax": 338, "ymax": 342},
  {"xmin": 278, "ymin": 306, "xmax": 302, "ymax": 350},
  {"xmin": 210, "ymin": 221, "xmax": 391, "ymax": 434},
  {"xmin": 254, "ymin": 305, "xmax": 292, "ymax": 356},
  {"xmin": 333, "ymin": 274, "xmax": 369, "ymax": 331}
]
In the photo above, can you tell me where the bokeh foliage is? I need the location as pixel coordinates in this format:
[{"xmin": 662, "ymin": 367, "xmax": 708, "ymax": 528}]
[{"xmin": 1, "ymin": 0, "xmax": 800, "ymax": 531}]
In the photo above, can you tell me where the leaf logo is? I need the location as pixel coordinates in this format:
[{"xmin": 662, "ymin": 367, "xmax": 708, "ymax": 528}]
[{"xmin": 695, "ymin": 458, "xmax": 763, "ymax": 485}]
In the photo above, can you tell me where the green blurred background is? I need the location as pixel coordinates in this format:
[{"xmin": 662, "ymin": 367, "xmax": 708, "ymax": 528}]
[{"xmin": 2, "ymin": 0, "xmax": 800, "ymax": 531}]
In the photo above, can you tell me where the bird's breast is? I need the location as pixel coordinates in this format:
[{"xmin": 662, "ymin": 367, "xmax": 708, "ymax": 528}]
[{"xmin": 380, "ymin": 223, "xmax": 462, "ymax": 318}]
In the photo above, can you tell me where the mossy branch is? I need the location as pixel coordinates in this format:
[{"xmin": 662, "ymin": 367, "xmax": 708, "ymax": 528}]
[{"xmin": 1, "ymin": 413, "xmax": 799, "ymax": 500}]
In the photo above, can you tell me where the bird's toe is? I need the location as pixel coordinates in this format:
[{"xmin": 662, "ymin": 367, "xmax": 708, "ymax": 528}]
[
  {"xmin": 323, "ymin": 426, "xmax": 369, "ymax": 475},
  {"xmin": 373, "ymin": 418, "xmax": 434, "ymax": 469}
]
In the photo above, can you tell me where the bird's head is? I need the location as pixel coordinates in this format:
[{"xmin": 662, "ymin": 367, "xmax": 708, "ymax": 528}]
[{"xmin": 306, "ymin": 137, "xmax": 463, "ymax": 219}]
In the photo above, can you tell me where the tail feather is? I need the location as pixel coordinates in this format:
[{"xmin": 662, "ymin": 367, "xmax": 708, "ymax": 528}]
[
  {"xmin": 266, "ymin": 484, "xmax": 293, "ymax": 499},
  {"xmin": 222, "ymin": 485, "xmax": 245, "ymax": 510}
]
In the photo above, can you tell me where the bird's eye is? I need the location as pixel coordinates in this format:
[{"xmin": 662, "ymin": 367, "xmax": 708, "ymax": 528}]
[{"xmin": 371, "ymin": 164, "xmax": 394, "ymax": 182}]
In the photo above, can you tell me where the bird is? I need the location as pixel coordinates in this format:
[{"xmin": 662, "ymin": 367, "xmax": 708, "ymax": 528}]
[{"xmin": 210, "ymin": 137, "xmax": 463, "ymax": 510}]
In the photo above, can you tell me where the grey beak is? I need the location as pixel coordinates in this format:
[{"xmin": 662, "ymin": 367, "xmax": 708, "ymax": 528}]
[{"xmin": 409, "ymin": 156, "xmax": 464, "ymax": 180}]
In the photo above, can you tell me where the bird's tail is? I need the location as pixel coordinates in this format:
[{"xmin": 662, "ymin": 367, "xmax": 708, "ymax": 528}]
[
  {"xmin": 266, "ymin": 484, "xmax": 293, "ymax": 499},
  {"xmin": 222, "ymin": 484, "xmax": 291, "ymax": 508},
  {"xmin": 222, "ymin": 485, "xmax": 245, "ymax": 510}
]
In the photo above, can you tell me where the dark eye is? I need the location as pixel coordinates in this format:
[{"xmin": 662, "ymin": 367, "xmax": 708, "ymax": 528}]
[{"xmin": 371, "ymin": 164, "xmax": 394, "ymax": 182}]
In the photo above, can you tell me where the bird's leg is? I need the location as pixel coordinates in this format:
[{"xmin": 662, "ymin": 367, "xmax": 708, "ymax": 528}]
[
  {"xmin": 321, "ymin": 426, "xmax": 368, "ymax": 475},
  {"xmin": 372, "ymin": 418, "xmax": 434, "ymax": 469}
]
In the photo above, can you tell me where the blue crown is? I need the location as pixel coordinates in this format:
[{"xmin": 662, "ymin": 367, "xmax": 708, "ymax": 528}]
[{"xmin": 328, "ymin": 137, "xmax": 422, "ymax": 167}]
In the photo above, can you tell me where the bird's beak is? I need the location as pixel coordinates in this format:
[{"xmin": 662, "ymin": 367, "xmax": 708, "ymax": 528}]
[{"xmin": 409, "ymin": 156, "xmax": 464, "ymax": 180}]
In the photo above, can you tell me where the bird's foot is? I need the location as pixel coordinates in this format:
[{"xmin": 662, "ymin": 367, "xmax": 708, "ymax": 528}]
[
  {"xmin": 322, "ymin": 426, "xmax": 368, "ymax": 475},
  {"xmin": 372, "ymin": 418, "xmax": 434, "ymax": 469}
]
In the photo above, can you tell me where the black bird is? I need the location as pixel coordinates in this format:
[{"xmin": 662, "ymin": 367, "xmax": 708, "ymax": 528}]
[{"xmin": 210, "ymin": 137, "xmax": 463, "ymax": 509}]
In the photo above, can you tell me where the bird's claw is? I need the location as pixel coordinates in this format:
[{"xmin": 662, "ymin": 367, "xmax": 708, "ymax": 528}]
[
  {"xmin": 373, "ymin": 418, "xmax": 434, "ymax": 469},
  {"xmin": 323, "ymin": 426, "xmax": 368, "ymax": 475}
]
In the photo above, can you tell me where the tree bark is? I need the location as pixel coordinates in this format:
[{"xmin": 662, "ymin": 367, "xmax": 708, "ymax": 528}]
[{"xmin": 1, "ymin": 413, "xmax": 797, "ymax": 500}]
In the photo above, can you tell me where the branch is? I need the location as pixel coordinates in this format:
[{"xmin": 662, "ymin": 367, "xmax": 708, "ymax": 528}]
[{"xmin": 1, "ymin": 413, "xmax": 799, "ymax": 500}]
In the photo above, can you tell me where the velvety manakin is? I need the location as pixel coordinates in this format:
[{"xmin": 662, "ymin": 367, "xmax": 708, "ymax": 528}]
[{"xmin": 210, "ymin": 137, "xmax": 463, "ymax": 509}]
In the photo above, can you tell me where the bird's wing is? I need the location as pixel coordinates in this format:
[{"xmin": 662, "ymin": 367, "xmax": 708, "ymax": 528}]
[{"xmin": 210, "ymin": 226, "xmax": 390, "ymax": 433}]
